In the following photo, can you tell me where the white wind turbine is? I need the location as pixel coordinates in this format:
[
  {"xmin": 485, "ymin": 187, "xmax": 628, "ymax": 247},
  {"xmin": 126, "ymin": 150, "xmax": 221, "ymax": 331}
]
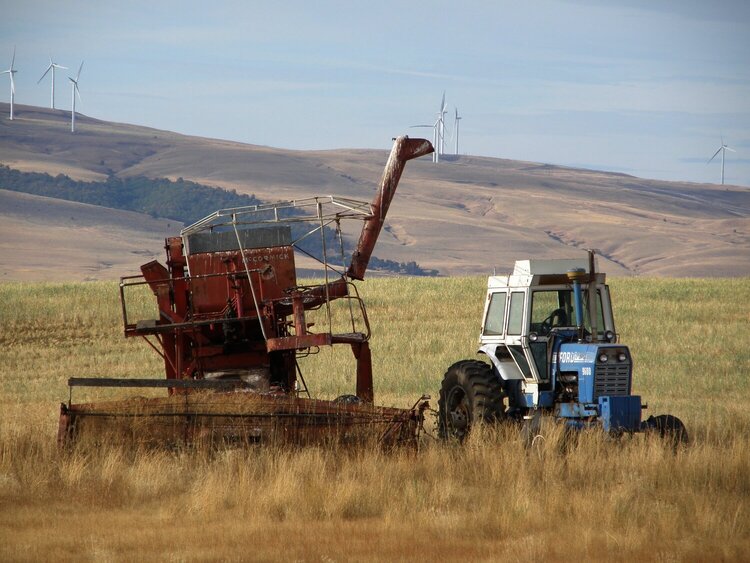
[
  {"xmin": 69, "ymin": 61, "xmax": 83, "ymax": 133},
  {"xmin": 437, "ymin": 91, "xmax": 448, "ymax": 156},
  {"xmin": 410, "ymin": 92, "xmax": 449, "ymax": 163},
  {"xmin": 410, "ymin": 118, "xmax": 441, "ymax": 162},
  {"xmin": 1, "ymin": 47, "xmax": 17, "ymax": 120},
  {"xmin": 37, "ymin": 56, "xmax": 67, "ymax": 109},
  {"xmin": 708, "ymin": 137, "xmax": 736, "ymax": 185},
  {"xmin": 453, "ymin": 107, "xmax": 462, "ymax": 155}
]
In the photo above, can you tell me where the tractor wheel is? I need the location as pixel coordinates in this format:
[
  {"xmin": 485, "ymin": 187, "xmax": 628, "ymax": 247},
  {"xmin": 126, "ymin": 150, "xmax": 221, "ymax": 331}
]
[
  {"xmin": 646, "ymin": 414, "xmax": 689, "ymax": 448},
  {"xmin": 438, "ymin": 360, "xmax": 505, "ymax": 441}
]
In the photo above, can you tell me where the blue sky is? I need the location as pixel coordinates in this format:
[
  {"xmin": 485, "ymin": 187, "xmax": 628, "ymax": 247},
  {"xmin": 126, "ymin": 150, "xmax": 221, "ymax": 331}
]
[{"xmin": 2, "ymin": 0, "xmax": 749, "ymax": 185}]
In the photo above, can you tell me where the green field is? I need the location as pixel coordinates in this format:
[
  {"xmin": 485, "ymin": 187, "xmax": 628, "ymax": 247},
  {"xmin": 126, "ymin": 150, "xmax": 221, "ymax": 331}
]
[{"xmin": 1, "ymin": 277, "xmax": 749, "ymax": 561}]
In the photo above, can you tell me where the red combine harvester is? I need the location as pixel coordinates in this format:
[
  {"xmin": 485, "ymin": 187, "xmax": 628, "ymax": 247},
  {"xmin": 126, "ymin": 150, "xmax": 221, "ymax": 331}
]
[{"xmin": 59, "ymin": 136, "xmax": 434, "ymax": 447}]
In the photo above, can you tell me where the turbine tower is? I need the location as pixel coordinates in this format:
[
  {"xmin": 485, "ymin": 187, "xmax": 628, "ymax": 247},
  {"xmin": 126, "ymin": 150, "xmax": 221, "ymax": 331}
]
[
  {"xmin": 37, "ymin": 56, "xmax": 67, "ymax": 109},
  {"xmin": 1, "ymin": 47, "xmax": 17, "ymax": 120},
  {"xmin": 453, "ymin": 107, "xmax": 462, "ymax": 155},
  {"xmin": 69, "ymin": 61, "xmax": 83, "ymax": 133},
  {"xmin": 708, "ymin": 138, "xmax": 736, "ymax": 185}
]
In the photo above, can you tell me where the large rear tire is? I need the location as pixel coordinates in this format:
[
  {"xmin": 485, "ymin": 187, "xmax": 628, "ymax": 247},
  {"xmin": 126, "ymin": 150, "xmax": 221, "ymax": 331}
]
[{"xmin": 438, "ymin": 360, "xmax": 505, "ymax": 441}]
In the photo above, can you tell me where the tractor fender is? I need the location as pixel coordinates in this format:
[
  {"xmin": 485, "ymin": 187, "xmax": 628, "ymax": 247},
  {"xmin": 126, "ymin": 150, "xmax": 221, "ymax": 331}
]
[{"xmin": 478, "ymin": 344, "xmax": 524, "ymax": 380}]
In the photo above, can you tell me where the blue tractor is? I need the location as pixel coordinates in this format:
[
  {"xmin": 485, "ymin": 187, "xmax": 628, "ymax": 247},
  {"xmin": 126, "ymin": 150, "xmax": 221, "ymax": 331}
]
[{"xmin": 438, "ymin": 252, "xmax": 688, "ymax": 444}]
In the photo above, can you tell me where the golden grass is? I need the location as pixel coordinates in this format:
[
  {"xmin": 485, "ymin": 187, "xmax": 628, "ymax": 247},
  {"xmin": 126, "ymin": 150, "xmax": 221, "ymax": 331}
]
[{"xmin": 1, "ymin": 277, "xmax": 749, "ymax": 561}]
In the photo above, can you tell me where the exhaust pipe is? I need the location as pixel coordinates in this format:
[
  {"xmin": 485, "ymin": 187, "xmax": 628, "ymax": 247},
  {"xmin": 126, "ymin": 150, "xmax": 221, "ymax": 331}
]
[{"xmin": 567, "ymin": 268, "xmax": 587, "ymax": 343}]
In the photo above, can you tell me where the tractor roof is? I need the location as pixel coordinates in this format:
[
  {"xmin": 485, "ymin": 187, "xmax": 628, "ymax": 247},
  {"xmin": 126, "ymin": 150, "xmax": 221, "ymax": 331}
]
[
  {"xmin": 513, "ymin": 258, "xmax": 593, "ymax": 276},
  {"xmin": 487, "ymin": 258, "xmax": 604, "ymax": 289}
]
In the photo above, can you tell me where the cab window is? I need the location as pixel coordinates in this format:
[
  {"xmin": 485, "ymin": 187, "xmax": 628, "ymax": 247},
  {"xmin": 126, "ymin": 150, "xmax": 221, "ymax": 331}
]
[
  {"xmin": 483, "ymin": 291, "xmax": 507, "ymax": 336},
  {"xmin": 507, "ymin": 292, "xmax": 525, "ymax": 336},
  {"xmin": 530, "ymin": 289, "xmax": 605, "ymax": 336}
]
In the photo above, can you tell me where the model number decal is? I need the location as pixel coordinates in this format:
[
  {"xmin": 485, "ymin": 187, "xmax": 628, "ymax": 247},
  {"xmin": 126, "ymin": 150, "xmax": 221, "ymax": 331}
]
[{"xmin": 556, "ymin": 351, "xmax": 595, "ymax": 364}]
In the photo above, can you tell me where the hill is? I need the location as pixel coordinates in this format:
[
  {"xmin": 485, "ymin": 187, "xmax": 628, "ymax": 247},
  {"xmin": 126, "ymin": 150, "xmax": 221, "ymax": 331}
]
[{"xmin": 1, "ymin": 102, "xmax": 748, "ymax": 279}]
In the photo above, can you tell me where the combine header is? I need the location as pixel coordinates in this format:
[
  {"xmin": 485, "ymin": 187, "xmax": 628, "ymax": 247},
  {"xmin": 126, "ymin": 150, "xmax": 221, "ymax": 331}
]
[{"xmin": 59, "ymin": 136, "xmax": 434, "ymax": 448}]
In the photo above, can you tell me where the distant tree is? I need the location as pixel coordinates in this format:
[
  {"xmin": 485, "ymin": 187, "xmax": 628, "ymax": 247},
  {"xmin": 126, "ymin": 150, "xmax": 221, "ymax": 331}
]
[{"xmin": 0, "ymin": 164, "xmax": 439, "ymax": 276}]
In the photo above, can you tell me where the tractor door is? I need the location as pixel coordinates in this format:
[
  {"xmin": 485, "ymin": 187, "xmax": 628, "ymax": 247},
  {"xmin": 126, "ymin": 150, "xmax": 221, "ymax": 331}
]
[{"xmin": 504, "ymin": 290, "xmax": 536, "ymax": 382}]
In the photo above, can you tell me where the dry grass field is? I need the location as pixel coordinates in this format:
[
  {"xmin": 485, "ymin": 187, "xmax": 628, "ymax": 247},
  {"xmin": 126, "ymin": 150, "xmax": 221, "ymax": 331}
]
[{"xmin": 1, "ymin": 276, "xmax": 749, "ymax": 561}]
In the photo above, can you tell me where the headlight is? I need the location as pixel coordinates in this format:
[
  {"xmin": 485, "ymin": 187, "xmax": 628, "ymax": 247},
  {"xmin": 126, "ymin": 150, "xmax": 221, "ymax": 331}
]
[
  {"xmin": 617, "ymin": 352, "xmax": 627, "ymax": 362},
  {"xmin": 529, "ymin": 332, "xmax": 538, "ymax": 342},
  {"xmin": 604, "ymin": 330, "xmax": 616, "ymax": 342},
  {"xmin": 599, "ymin": 353, "xmax": 609, "ymax": 363}
]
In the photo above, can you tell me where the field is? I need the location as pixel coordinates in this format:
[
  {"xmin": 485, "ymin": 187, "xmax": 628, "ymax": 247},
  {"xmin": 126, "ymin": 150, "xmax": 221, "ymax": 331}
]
[{"xmin": 1, "ymin": 276, "xmax": 749, "ymax": 561}]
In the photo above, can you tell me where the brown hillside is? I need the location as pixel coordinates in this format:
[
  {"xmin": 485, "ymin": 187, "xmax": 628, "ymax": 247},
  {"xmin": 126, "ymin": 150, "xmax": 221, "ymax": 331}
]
[
  {"xmin": 1, "ymin": 103, "xmax": 748, "ymax": 279},
  {"xmin": 0, "ymin": 189, "xmax": 178, "ymax": 281}
]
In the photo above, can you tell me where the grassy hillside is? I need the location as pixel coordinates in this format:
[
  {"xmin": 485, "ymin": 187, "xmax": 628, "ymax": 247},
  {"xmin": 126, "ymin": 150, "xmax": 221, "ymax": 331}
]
[
  {"xmin": 1, "ymin": 277, "xmax": 748, "ymax": 560},
  {"xmin": 2, "ymin": 103, "xmax": 749, "ymax": 279}
]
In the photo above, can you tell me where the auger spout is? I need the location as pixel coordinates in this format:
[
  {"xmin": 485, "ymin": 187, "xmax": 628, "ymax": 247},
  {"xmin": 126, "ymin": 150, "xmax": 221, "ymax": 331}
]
[{"xmin": 346, "ymin": 136, "xmax": 433, "ymax": 281}]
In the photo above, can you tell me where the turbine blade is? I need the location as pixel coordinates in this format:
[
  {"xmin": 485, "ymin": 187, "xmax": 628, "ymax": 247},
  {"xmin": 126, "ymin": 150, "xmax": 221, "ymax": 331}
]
[
  {"xmin": 76, "ymin": 61, "xmax": 84, "ymax": 81},
  {"xmin": 37, "ymin": 64, "xmax": 52, "ymax": 83},
  {"xmin": 11, "ymin": 46, "xmax": 15, "ymax": 70},
  {"xmin": 725, "ymin": 146, "xmax": 736, "ymax": 153},
  {"xmin": 410, "ymin": 124, "xmax": 434, "ymax": 128},
  {"xmin": 708, "ymin": 147, "xmax": 722, "ymax": 163}
]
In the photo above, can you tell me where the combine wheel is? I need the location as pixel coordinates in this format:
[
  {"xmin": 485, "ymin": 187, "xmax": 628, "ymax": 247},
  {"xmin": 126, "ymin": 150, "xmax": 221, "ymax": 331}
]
[
  {"xmin": 645, "ymin": 414, "xmax": 689, "ymax": 448},
  {"xmin": 438, "ymin": 360, "xmax": 505, "ymax": 441}
]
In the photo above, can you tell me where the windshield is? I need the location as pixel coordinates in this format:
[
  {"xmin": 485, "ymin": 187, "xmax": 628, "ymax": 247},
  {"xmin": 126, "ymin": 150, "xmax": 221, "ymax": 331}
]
[{"xmin": 530, "ymin": 288, "xmax": 604, "ymax": 336}]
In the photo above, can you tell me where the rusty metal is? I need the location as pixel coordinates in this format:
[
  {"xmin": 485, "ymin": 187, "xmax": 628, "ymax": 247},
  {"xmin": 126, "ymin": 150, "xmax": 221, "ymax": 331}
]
[
  {"xmin": 347, "ymin": 136, "xmax": 434, "ymax": 281},
  {"xmin": 352, "ymin": 341, "xmax": 374, "ymax": 403},
  {"xmin": 59, "ymin": 393, "xmax": 428, "ymax": 449},
  {"xmin": 61, "ymin": 136, "xmax": 433, "ymax": 448}
]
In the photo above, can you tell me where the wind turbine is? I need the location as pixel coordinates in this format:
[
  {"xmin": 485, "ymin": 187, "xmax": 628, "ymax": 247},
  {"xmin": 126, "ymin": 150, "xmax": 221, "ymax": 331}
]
[
  {"xmin": 410, "ymin": 120, "xmax": 440, "ymax": 162},
  {"xmin": 37, "ymin": 56, "xmax": 67, "ymax": 109},
  {"xmin": 453, "ymin": 107, "xmax": 462, "ymax": 155},
  {"xmin": 437, "ymin": 91, "xmax": 448, "ymax": 157},
  {"xmin": 1, "ymin": 47, "xmax": 17, "ymax": 120},
  {"xmin": 410, "ymin": 92, "xmax": 449, "ymax": 163},
  {"xmin": 708, "ymin": 138, "xmax": 736, "ymax": 185},
  {"xmin": 69, "ymin": 61, "xmax": 83, "ymax": 133}
]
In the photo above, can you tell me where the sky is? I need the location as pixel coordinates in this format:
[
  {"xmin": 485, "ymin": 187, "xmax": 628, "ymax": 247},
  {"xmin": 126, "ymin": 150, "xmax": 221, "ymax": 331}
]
[{"xmin": 1, "ymin": 0, "xmax": 749, "ymax": 186}]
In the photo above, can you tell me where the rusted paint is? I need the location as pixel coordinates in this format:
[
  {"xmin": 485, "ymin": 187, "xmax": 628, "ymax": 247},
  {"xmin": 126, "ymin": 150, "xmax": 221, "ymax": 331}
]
[
  {"xmin": 352, "ymin": 341, "xmax": 374, "ymax": 403},
  {"xmin": 57, "ymin": 403, "xmax": 72, "ymax": 447},
  {"xmin": 266, "ymin": 333, "xmax": 332, "ymax": 352},
  {"xmin": 60, "ymin": 393, "xmax": 428, "ymax": 449},
  {"xmin": 347, "ymin": 136, "xmax": 434, "ymax": 281},
  {"xmin": 64, "ymin": 137, "xmax": 433, "ymax": 448}
]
